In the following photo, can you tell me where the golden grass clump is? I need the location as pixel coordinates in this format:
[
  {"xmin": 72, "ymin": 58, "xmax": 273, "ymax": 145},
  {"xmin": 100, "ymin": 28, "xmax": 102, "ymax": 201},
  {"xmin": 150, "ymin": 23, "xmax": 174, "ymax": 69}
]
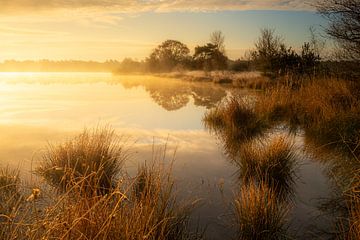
[
  {"xmin": 255, "ymin": 86, "xmax": 294, "ymax": 123},
  {"xmin": 234, "ymin": 181, "xmax": 289, "ymax": 240},
  {"xmin": 203, "ymin": 97, "xmax": 269, "ymax": 158},
  {"xmin": 236, "ymin": 136, "xmax": 297, "ymax": 200},
  {"xmin": 204, "ymin": 97, "xmax": 267, "ymax": 141},
  {"xmin": 37, "ymin": 126, "xmax": 128, "ymax": 195}
]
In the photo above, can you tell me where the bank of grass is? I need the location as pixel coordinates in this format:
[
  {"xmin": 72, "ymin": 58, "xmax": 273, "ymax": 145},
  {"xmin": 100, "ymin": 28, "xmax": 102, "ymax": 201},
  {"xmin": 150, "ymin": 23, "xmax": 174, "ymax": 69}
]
[
  {"xmin": 236, "ymin": 136, "xmax": 297, "ymax": 201},
  {"xmin": 0, "ymin": 127, "xmax": 201, "ymax": 240},
  {"xmin": 157, "ymin": 71, "xmax": 271, "ymax": 89},
  {"xmin": 234, "ymin": 181, "xmax": 290, "ymax": 240}
]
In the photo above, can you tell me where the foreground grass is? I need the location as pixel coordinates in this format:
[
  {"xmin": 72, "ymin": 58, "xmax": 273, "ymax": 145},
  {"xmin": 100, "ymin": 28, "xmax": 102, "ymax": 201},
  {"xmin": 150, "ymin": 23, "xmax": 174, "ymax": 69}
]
[
  {"xmin": 0, "ymin": 127, "xmax": 201, "ymax": 240},
  {"xmin": 234, "ymin": 181, "xmax": 290, "ymax": 240},
  {"xmin": 37, "ymin": 126, "xmax": 128, "ymax": 195}
]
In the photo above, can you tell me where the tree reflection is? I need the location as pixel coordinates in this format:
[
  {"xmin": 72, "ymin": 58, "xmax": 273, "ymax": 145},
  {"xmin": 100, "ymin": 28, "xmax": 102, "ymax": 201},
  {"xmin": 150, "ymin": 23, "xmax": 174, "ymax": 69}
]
[{"xmin": 118, "ymin": 76, "xmax": 227, "ymax": 111}]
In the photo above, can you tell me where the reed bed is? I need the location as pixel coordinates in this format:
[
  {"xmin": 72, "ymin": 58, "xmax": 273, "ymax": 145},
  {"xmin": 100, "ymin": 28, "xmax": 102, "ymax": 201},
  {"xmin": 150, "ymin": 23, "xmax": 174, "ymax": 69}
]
[{"xmin": 234, "ymin": 181, "xmax": 289, "ymax": 240}]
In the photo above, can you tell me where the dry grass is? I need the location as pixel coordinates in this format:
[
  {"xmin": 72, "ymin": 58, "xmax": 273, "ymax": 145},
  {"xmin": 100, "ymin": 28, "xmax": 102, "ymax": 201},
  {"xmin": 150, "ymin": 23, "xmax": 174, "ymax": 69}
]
[
  {"xmin": 0, "ymin": 167, "xmax": 29, "ymax": 240},
  {"xmin": 254, "ymin": 79, "xmax": 360, "ymax": 155},
  {"xmin": 37, "ymin": 126, "xmax": 128, "ymax": 195},
  {"xmin": 233, "ymin": 76, "xmax": 271, "ymax": 89},
  {"xmin": 203, "ymin": 97, "xmax": 269, "ymax": 158},
  {"xmin": 234, "ymin": 181, "xmax": 290, "ymax": 240},
  {"xmin": 236, "ymin": 136, "xmax": 297, "ymax": 201},
  {"xmin": 29, "ymin": 159, "xmax": 199, "ymax": 240},
  {"xmin": 0, "ymin": 127, "xmax": 201, "ymax": 240},
  {"xmin": 157, "ymin": 70, "xmax": 268, "ymax": 88}
]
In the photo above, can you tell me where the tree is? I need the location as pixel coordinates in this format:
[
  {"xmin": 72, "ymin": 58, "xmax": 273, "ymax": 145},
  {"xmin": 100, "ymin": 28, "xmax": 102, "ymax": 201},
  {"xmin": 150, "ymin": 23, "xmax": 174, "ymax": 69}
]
[
  {"xmin": 147, "ymin": 40, "xmax": 190, "ymax": 72},
  {"xmin": 210, "ymin": 30, "xmax": 226, "ymax": 54},
  {"xmin": 316, "ymin": 0, "xmax": 360, "ymax": 60},
  {"xmin": 252, "ymin": 28, "xmax": 283, "ymax": 75},
  {"xmin": 193, "ymin": 43, "xmax": 228, "ymax": 71}
]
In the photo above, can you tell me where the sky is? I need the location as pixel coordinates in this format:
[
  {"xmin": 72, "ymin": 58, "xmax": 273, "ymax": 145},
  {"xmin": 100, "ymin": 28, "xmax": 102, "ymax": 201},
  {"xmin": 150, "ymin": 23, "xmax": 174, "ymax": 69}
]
[{"xmin": 0, "ymin": 0, "xmax": 328, "ymax": 61}]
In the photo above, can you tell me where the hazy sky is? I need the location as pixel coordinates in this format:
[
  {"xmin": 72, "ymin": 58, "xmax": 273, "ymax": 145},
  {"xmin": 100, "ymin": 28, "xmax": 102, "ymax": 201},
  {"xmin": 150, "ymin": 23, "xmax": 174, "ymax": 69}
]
[{"xmin": 0, "ymin": 0, "xmax": 327, "ymax": 61}]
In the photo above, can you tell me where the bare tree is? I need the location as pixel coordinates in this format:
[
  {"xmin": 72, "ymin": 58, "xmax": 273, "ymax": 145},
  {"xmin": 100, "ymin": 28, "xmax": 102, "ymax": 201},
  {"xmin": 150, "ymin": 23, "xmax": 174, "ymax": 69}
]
[
  {"xmin": 210, "ymin": 30, "xmax": 226, "ymax": 54},
  {"xmin": 253, "ymin": 28, "xmax": 283, "ymax": 74},
  {"xmin": 316, "ymin": 0, "xmax": 360, "ymax": 60}
]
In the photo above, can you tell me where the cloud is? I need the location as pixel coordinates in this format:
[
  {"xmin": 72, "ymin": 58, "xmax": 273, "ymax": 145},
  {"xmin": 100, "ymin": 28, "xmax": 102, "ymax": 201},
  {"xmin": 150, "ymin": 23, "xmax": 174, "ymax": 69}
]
[{"xmin": 0, "ymin": 0, "xmax": 316, "ymax": 15}]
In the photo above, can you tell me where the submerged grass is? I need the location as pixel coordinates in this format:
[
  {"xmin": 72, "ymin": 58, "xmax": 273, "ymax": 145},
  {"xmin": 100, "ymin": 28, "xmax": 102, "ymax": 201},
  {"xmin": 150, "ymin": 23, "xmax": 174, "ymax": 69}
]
[{"xmin": 234, "ymin": 181, "xmax": 290, "ymax": 240}]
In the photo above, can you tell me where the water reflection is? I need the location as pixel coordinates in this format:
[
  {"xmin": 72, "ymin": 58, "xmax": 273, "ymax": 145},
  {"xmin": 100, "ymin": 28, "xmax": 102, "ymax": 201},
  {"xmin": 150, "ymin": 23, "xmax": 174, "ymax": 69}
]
[
  {"xmin": 202, "ymin": 100, "xmax": 336, "ymax": 238},
  {"xmin": 118, "ymin": 76, "xmax": 227, "ymax": 111},
  {"xmin": 0, "ymin": 72, "xmax": 235, "ymax": 239},
  {"xmin": 304, "ymin": 134, "xmax": 360, "ymax": 239}
]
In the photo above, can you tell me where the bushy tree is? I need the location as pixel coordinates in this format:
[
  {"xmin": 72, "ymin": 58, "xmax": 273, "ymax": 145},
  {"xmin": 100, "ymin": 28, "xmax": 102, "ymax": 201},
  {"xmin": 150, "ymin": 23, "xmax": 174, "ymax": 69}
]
[
  {"xmin": 193, "ymin": 31, "xmax": 228, "ymax": 71},
  {"xmin": 147, "ymin": 40, "xmax": 190, "ymax": 72},
  {"xmin": 252, "ymin": 28, "xmax": 321, "ymax": 79},
  {"xmin": 193, "ymin": 43, "xmax": 228, "ymax": 71}
]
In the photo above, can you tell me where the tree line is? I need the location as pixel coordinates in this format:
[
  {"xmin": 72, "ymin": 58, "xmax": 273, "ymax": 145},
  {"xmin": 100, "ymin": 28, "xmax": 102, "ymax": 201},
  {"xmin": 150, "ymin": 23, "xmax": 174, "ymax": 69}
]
[{"xmin": 118, "ymin": 0, "xmax": 359, "ymax": 80}]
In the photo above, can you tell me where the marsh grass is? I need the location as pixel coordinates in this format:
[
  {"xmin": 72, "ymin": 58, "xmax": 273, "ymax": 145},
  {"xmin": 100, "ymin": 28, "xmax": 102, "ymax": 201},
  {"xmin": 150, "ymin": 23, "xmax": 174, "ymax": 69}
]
[
  {"xmin": 30, "ymin": 159, "xmax": 199, "ymax": 240},
  {"xmin": 0, "ymin": 127, "xmax": 201, "ymax": 240},
  {"xmin": 233, "ymin": 76, "xmax": 271, "ymax": 89},
  {"xmin": 0, "ymin": 167, "xmax": 28, "ymax": 240},
  {"xmin": 236, "ymin": 136, "xmax": 297, "ymax": 201},
  {"xmin": 234, "ymin": 181, "xmax": 290, "ymax": 240},
  {"xmin": 37, "ymin": 126, "xmax": 128, "ymax": 195},
  {"xmin": 203, "ymin": 97, "xmax": 269, "ymax": 157}
]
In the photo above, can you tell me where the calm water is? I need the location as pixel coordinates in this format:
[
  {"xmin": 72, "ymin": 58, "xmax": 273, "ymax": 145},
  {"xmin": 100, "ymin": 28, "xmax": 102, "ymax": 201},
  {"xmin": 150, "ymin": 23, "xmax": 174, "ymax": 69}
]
[{"xmin": 0, "ymin": 72, "xmax": 333, "ymax": 239}]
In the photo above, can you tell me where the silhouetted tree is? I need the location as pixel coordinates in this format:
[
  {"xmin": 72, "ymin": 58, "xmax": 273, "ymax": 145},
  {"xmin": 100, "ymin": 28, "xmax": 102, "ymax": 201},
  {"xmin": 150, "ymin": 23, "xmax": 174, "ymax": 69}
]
[
  {"xmin": 147, "ymin": 40, "xmax": 190, "ymax": 72},
  {"xmin": 252, "ymin": 28, "xmax": 283, "ymax": 75},
  {"xmin": 210, "ymin": 30, "xmax": 226, "ymax": 54},
  {"xmin": 273, "ymin": 44, "xmax": 301, "ymax": 76},
  {"xmin": 193, "ymin": 43, "xmax": 228, "ymax": 71},
  {"xmin": 300, "ymin": 42, "xmax": 321, "ymax": 78},
  {"xmin": 317, "ymin": 0, "xmax": 360, "ymax": 60}
]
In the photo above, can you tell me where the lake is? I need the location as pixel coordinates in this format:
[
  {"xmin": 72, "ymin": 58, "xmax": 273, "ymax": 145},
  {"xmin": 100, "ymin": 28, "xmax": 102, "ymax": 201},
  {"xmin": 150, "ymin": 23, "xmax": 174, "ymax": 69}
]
[{"xmin": 0, "ymin": 72, "xmax": 334, "ymax": 239}]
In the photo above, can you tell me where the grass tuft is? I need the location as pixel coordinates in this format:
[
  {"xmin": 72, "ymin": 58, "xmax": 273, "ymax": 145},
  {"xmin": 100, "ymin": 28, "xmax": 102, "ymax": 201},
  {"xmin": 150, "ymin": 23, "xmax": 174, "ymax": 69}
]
[
  {"xmin": 37, "ymin": 126, "xmax": 128, "ymax": 195},
  {"xmin": 234, "ymin": 181, "xmax": 290, "ymax": 240},
  {"xmin": 236, "ymin": 136, "xmax": 297, "ymax": 201}
]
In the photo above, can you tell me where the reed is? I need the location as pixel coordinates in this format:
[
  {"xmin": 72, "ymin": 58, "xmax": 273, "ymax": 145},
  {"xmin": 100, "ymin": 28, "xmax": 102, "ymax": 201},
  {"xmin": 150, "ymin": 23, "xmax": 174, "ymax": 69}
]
[
  {"xmin": 234, "ymin": 181, "xmax": 289, "ymax": 240},
  {"xmin": 30, "ymin": 154, "xmax": 199, "ymax": 240},
  {"xmin": 37, "ymin": 126, "xmax": 128, "ymax": 195},
  {"xmin": 236, "ymin": 136, "xmax": 297, "ymax": 200}
]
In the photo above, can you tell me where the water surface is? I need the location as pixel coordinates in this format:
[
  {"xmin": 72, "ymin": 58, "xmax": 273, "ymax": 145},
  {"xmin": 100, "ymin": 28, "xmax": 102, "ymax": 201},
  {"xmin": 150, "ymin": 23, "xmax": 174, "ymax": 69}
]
[{"xmin": 0, "ymin": 72, "xmax": 333, "ymax": 239}]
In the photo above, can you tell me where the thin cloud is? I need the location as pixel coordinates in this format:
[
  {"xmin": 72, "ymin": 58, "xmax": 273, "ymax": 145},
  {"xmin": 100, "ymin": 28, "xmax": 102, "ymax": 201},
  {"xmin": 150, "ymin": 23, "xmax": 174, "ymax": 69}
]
[{"xmin": 0, "ymin": 0, "xmax": 316, "ymax": 15}]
